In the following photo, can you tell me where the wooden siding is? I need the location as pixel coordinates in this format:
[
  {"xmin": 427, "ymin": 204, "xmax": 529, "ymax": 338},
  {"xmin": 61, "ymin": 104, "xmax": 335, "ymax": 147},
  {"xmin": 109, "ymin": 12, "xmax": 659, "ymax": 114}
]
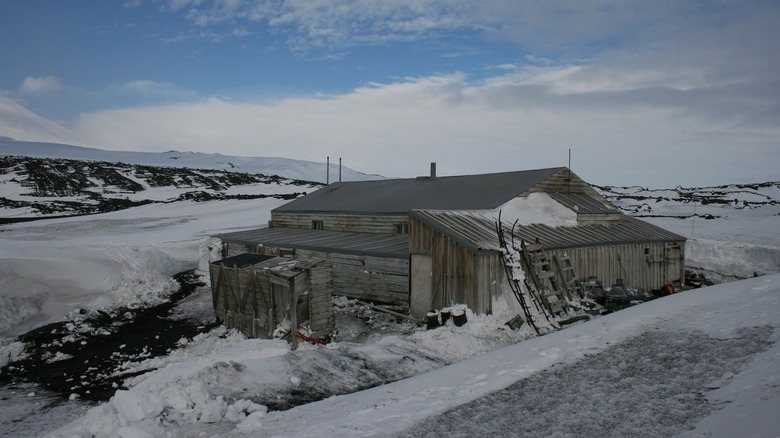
[
  {"xmin": 411, "ymin": 215, "xmax": 686, "ymax": 315},
  {"xmin": 297, "ymin": 249, "xmax": 409, "ymax": 305},
  {"xmin": 307, "ymin": 261, "xmax": 335, "ymax": 338},
  {"xmin": 223, "ymin": 243, "xmax": 410, "ymax": 306},
  {"xmin": 526, "ymin": 168, "xmax": 611, "ymax": 205},
  {"xmin": 272, "ymin": 212, "xmax": 408, "ymax": 234},
  {"xmin": 410, "ymin": 216, "xmax": 503, "ymax": 314},
  {"xmin": 543, "ymin": 242, "xmax": 685, "ymax": 291},
  {"xmin": 208, "ymin": 261, "xmax": 335, "ymax": 341}
]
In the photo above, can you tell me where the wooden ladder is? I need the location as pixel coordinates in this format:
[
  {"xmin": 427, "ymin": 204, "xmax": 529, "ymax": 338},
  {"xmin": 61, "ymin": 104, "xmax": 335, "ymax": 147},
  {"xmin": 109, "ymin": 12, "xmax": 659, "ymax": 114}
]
[
  {"xmin": 553, "ymin": 253, "xmax": 585, "ymax": 299},
  {"xmin": 521, "ymin": 241, "xmax": 569, "ymax": 314}
]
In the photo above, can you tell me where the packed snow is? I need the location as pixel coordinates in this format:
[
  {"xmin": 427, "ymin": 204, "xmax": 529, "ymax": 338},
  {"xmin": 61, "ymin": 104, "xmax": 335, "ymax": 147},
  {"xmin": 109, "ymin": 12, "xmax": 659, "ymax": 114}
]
[{"xmin": 0, "ymin": 175, "xmax": 777, "ymax": 437}]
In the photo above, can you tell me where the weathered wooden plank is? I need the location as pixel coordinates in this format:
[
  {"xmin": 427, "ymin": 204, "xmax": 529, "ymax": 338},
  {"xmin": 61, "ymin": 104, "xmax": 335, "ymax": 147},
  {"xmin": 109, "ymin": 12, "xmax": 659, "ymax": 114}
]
[{"xmin": 272, "ymin": 212, "xmax": 408, "ymax": 234}]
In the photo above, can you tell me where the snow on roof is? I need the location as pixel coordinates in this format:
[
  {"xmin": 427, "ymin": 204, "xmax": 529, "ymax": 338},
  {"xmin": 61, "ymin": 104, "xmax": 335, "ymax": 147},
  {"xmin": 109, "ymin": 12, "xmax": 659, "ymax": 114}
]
[{"xmin": 493, "ymin": 192, "xmax": 579, "ymax": 228}]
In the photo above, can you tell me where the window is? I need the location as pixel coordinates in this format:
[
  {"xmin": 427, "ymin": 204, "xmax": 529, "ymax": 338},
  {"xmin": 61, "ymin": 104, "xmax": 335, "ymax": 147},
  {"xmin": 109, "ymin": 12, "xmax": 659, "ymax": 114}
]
[
  {"xmin": 312, "ymin": 220, "xmax": 324, "ymax": 230},
  {"xmin": 394, "ymin": 223, "xmax": 409, "ymax": 234}
]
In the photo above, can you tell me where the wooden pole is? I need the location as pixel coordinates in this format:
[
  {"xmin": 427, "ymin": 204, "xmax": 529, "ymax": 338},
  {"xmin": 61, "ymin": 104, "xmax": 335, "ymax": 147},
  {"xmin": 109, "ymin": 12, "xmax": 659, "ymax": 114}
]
[{"xmin": 289, "ymin": 276, "xmax": 298, "ymax": 350}]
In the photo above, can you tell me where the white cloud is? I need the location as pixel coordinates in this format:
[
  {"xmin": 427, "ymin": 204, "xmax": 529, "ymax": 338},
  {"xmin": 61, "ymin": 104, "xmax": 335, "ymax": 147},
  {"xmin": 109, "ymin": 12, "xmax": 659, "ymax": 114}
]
[
  {"xmin": 163, "ymin": 0, "xmax": 490, "ymax": 49},
  {"xmin": 19, "ymin": 76, "xmax": 63, "ymax": 94},
  {"xmin": 71, "ymin": 64, "xmax": 780, "ymax": 187}
]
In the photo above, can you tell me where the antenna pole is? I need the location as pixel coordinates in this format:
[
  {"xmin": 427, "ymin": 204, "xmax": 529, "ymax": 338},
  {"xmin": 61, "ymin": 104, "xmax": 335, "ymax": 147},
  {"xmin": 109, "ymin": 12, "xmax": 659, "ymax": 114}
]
[
  {"xmin": 339, "ymin": 157, "xmax": 342, "ymax": 182},
  {"xmin": 568, "ymin": 148, "xmax": 572, "ymax": 193},
  {"xmin": 326, "ymin": 156, "xmax": 330, "ymax": 184}
]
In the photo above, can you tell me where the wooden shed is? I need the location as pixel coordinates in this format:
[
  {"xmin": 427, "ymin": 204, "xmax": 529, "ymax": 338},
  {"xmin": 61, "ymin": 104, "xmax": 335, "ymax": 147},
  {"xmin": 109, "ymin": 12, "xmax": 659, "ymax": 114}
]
[{"xmin": 209, "ymin": 253, "xmax": 334, "ymax": 346}]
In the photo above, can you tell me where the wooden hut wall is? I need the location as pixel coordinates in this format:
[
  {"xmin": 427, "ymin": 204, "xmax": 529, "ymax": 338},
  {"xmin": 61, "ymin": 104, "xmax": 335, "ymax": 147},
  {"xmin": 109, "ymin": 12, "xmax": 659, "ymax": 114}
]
[
  {"xmin": 209, "ymin": 263, "xmax": 278, "ymax": 338},
  {"xmin": 220, "ymin": 244, "xmax": 409, "ymax": 305},
  {"xmin": 208, "ymin": 262, "xmax": 339, "ymax": 339},
  {"xmin": 410, "ymin": 216, "xmax": 501, "ymax": 314},
  {"xmin": 525, "ymin": 168, "xmax": 611, "ymax": 205},
  {"xmin": 296, "ymin": 249, "xmax": 409, "ymax": 305},
  {"xmin": 308, "ymin": 262, "xmax": 335, "ymax": 338},
  {"xmin": 545, "ymin": 242, "xmax": 685, "ymax": 291},
  {"xmin": 271, "ymin": 212, "xmax": 408, "ymax": 234}
]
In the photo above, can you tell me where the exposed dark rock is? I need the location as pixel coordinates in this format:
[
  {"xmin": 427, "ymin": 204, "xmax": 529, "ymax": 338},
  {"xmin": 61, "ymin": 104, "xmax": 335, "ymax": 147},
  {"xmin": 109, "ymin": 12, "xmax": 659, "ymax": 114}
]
[{"xmin": 0, "ymin": 155, "xmax": 322, "ymax": 218}]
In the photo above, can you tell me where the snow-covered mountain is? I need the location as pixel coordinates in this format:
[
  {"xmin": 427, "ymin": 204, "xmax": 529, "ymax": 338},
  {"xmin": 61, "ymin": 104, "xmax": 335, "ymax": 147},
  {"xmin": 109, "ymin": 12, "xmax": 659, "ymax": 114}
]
[{"xmin": 0, "ymin": 96, "xmax": 86, "ymax": 146}]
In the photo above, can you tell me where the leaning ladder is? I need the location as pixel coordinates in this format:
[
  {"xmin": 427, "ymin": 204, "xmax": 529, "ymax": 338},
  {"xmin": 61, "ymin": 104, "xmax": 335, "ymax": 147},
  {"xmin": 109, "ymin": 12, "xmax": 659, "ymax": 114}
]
[
  {"xmin": 553, "ymin": 253, "xmax": 585, "ymax": 299},
  {"xmin": 520, "ymin": 241, "xmax": 569, "ymax": 315}
]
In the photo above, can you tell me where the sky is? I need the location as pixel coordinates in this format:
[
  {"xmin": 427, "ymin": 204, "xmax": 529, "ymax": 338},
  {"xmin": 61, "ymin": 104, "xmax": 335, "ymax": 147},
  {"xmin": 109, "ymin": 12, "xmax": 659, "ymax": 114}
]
[{"xmin": 1, "ymin": 0, "xmax": 779, "ymax": 187}]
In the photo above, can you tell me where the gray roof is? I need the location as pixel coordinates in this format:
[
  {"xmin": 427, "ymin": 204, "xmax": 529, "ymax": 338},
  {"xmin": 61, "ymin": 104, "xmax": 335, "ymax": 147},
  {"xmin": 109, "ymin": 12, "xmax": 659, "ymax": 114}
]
[
  {"xmin": 410, "ymin": 210, "xmax": 686, "ymax": 254},
  {"xmin": 549, "ymin": 192, "xmax": 620, "ymax": 214},
  {"xmin": 216, "ymin": 227, "xmax": 409, "ymax": 259},
  {"xmin": 274, "ymin": 167, "xmax": 565, "ymax": 214}
]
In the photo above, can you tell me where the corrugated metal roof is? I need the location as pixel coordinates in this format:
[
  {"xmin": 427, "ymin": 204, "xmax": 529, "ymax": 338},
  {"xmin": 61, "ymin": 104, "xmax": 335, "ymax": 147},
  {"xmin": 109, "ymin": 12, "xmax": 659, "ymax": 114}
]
[
  {"xmin": 549, "ymin": 192, "xmax": 620, "ymax": 214},
  {"xmin": 216, "ymin": 227, "xmax": 409, "ymax": 259},
  {"xmin": 274, "ymin": 167, "xmax": 565, "ymax": 214},
  {"xmin": 410, "ymin": 210, "xmax": 686, "ymax": 254}
]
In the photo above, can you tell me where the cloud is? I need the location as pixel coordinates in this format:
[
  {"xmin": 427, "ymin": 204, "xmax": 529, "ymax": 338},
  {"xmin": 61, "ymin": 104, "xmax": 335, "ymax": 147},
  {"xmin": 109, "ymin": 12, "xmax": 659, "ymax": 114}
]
[
  {"xmin": 56, "ymin": 0, "xmax": 780, "ymax": 187},
  {"xmin": 161, "ymin": 0, "xmax": 491, "ymax": 50},
  {"xmin": 118, "ymin": 80, "xmax": 190, "ymax": 97},
  {"xmin": 19, "ymin": 76, "xmax": 63, "ymax": 94},
  {"xmin": 71, "ymin": 62, "xmax": 780, "ymax": 187},
  {"xmin": 158, "ymin": 1, "xmax": 778, "ymax": 59}
]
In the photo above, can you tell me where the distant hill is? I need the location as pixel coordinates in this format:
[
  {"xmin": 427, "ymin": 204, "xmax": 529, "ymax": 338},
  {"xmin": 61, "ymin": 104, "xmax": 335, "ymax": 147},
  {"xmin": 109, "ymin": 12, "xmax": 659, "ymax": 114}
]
[
  {"xmin": 0, "ymin": 154, "xmax": 323, "ymax": 220},
  {"xmin": 0, "ymin": 139, "xmax": 382, "ymax": 184},
  {"xmin": 0, "ymin": 95, "xmax": 382, "ymax": 183},
  {"xmin": 594, "ymin": 182, "xmax": 779, "ymax": 217},
  {"xmin": 0, "ymin": 95, "xmax": 86, "ymax": 146}
]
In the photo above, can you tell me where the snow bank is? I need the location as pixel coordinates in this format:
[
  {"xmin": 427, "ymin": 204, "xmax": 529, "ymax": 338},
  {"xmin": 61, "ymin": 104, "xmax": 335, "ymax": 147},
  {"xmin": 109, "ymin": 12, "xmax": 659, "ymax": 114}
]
[
  {"xmin": 0, "ymin": 243, "xmax": 184, "ymax": 337},
  {"xmin": 686, "ymin": 238, "xmax": 780, "ymax": 278},
  {"xmin": 0, "ymin": 198, "xmax": 285, "ymax": 337}
]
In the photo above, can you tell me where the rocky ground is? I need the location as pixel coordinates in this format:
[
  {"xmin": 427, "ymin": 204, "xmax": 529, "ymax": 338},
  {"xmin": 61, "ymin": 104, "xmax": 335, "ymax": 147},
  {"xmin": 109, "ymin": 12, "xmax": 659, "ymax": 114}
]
[{"xmin": 0, "ymin": 272, "xmax": 216, "ymax": 402}]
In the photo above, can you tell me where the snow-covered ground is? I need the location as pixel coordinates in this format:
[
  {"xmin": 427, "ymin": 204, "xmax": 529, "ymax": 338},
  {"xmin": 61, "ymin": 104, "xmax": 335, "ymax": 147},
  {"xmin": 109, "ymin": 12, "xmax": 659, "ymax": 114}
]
[{"xmin": 0, "ymin": 180, "xmax": 778, "ymax": 437}]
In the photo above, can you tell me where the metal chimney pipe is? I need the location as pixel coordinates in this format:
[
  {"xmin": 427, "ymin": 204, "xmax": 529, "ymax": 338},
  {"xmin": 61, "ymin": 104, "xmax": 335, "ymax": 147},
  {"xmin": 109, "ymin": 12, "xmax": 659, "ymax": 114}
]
[{"xmin": 430, "ymin": 162, "xmax": 436, "ymax": 178}]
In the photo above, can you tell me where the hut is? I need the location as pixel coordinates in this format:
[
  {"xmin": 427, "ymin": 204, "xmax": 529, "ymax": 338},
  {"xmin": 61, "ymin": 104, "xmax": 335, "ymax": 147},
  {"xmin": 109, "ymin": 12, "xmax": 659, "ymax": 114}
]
[{"xmin": 212, "ymin": 165, "xmax": 686, "ymax": 321}]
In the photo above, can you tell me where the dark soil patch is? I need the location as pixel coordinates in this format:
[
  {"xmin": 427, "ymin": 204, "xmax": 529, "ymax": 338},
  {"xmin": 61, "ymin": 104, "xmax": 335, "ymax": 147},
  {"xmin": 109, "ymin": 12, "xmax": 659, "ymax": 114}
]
[{"xmin": 0, "ymin": 271, "xmax": 218, "ymax": 402}]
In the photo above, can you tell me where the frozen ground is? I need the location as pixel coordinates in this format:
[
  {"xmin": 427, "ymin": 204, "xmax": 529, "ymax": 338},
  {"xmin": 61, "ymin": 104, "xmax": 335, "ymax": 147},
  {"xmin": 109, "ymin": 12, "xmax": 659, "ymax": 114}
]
[{"xmin": 0, "ymin": 181, "xmax": 777, "ymax": 437}]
